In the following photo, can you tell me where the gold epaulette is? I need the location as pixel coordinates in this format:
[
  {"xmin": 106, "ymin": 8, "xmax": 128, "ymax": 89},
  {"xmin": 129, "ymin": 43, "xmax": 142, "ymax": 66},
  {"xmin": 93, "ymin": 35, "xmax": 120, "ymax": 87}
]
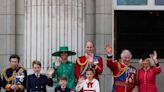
[
  {"xmin": 20, "ymin": 67, "xmax": 26, "ymax": 70},
  {"xmin": 77, "ymin": 57, "xmax": 87, "ymax": 66},
  {"xmin": 2, "ymin": 68, "xmax": 15, "ymax": 83},
  {"xmin": 113, "ymin": 62, "xmax": 128, "ymax": 78}
]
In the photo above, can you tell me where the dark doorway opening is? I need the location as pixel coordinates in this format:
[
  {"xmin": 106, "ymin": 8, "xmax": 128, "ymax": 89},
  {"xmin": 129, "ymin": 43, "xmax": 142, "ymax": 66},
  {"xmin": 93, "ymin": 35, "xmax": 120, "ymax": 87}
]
[{"xmin": 115, "ymin": 11, "xmax": 164, "ymax": 59}]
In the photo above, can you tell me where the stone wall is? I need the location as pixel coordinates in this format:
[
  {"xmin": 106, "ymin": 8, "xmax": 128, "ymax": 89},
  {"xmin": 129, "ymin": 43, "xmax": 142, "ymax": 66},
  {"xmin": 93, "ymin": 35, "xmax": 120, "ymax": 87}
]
[
  {"xmin": 0, "ymin": 0, "xmax": 164, "ymax": 92},
  {"xmin": 0, "ymin": 0, "xmax": 16, "ymax": 71}
]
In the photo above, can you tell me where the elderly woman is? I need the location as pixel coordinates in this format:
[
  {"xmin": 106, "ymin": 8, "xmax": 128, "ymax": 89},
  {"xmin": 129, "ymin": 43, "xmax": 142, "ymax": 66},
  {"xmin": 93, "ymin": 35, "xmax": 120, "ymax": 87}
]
[
  {"xmin": 51, "ymin": 46, "xmax": 76, "ymax": 90},
  {"xmin": 138, "ymin": 51, "xmax": 161, "ymax": 92}
]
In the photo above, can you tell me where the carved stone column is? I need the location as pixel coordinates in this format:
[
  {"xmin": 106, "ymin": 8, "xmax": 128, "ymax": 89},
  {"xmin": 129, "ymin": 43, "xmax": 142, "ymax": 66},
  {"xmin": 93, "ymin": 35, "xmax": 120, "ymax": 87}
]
[{"xmin": 25, "ymin": 0, "xmax": 85, "ymax": 70}]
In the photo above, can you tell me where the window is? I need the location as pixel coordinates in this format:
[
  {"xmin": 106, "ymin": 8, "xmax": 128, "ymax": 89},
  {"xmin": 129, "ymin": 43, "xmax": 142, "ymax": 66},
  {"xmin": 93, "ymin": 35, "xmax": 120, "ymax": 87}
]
[
  {"xmin": 114, "ymin": 0, "xmax": 164, "ymax": 10},
  {"xmin": 155, "ymin": 0, "xmax": 164, "ymax": 5},
  {"xmin": 117, "ymin": 0, "xmax": 147, "ymax": 5},
  {"xmin": 115, "ymin": 11, "xmax": 164, "ymax": 58}
]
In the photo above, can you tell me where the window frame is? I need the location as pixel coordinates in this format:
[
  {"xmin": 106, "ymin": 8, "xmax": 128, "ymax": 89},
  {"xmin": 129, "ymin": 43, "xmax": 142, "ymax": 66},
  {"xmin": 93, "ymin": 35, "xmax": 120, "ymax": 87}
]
[{"xmin": 114, "ymin": 0, "xmax": 164, "ymax": 10}]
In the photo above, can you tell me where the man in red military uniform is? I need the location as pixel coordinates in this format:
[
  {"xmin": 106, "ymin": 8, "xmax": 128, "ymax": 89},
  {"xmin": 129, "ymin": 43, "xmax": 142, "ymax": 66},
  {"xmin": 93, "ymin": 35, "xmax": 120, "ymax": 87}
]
[
  {"xmin": 75, "ymin": 41, "xmax": 103, "ymax": 81},
  {"xmin": 105, "ymin": 44, "xmax": 137, "ymax": 92}
]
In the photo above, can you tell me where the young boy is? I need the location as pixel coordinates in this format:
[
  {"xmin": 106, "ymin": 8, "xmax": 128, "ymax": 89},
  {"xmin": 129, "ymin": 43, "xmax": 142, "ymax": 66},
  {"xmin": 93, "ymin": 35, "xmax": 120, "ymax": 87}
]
[
  {"xmin": 55, "ymin": 76, "xmax": 71, "ymax": 92},
  {"xmin": 26, "ymin": 60, "xmax": 53, "ymax": 92},
  {"xmin": 75, "ymin": 69, "xmax": 100, "ymax": 92}
]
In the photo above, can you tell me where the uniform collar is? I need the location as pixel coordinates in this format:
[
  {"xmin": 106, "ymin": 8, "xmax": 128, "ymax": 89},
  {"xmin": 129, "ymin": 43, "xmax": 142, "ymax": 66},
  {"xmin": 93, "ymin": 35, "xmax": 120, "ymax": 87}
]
[{"xmin": 35, "ymin": 73, "xmax": 40, "ymax": 78}]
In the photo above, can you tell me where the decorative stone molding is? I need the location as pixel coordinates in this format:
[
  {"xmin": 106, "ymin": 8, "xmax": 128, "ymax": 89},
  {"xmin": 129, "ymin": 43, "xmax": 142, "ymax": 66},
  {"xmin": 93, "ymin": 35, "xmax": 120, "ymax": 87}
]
[{"xmin": 24, "ymin": 0, "xmax": 85, "ymax": 70}]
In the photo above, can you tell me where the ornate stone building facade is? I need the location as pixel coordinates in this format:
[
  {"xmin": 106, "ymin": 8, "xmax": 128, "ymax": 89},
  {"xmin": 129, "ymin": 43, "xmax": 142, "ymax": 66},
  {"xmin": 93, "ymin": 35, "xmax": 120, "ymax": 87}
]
[{"xmin": 0, "ymin": 0, "xmax": 163, "ymax": 92}]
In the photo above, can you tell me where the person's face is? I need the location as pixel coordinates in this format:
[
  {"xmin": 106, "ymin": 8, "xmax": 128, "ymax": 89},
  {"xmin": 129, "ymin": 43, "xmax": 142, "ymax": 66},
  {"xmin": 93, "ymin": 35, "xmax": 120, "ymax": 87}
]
[
  {"xmin": 143, "ymin": 58, "xmax": 150, "ymax": 68},
  {"xmin": 121, "ymin": 54, "xmax": 131, "ymax": 65},
  {"xmin": 85, "ymin": 42, "xmax": 94, "ymax": 55},
  {"xmin": 86, "ymin": 70, "xmax": 94, "ymax": 80},
  {"xmin": 59, "ymin": 80, "xmax": 67, "ymax": 87},
  {"xmin": 60, "ymin": 52, "xmax": 68, "ymax": 61},
  {"xmin": 33, "ymin": 64, "xmax": 41, "ymax": 74},
  {"xmin": 10, "ymin": 58, "xmax": 19, "ymax": 69}
]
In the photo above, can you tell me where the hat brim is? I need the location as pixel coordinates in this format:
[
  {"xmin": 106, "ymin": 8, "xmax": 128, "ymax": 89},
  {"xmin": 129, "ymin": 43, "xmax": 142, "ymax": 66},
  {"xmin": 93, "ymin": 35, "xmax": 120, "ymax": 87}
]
[
  {"xmin": 139, "ymin": 58, "xmax": 155, "ymax": 66},
  {"xmin": 52, "ymin": 51, "xmax": 76, "ymax": 56}
]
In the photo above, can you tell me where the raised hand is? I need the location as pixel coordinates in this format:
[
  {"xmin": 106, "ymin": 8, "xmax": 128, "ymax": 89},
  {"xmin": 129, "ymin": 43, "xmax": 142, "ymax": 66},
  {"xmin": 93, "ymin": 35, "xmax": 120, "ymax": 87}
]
[
  {"xmin": 104, "ymin": 44, "xmax": 112, "ymax": 54},
  {"xmin": 149, "ymin": 51, "xmax": 158, "ymax": 64},
  {"xmin": 55, "ymin": 57, "xmax": 62, "ymax": 68},
  {"xmin": 47, "ymin": 69, "xmax": 54, "ymax": 78},
  {"xmin": 152, "ymin": 51, "xmax": 157, "ymax": 60}
]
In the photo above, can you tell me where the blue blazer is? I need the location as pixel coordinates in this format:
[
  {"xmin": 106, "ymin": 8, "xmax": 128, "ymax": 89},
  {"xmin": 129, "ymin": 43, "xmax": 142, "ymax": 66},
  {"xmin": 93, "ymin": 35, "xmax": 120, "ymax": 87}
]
[
  {"xmin": 55, "ymin": 86, "xmax": 71, "ymax": 92},
  {"xmin": 0, "ymin": 77, "xmax": 1, "ymax": 90},
  {"xmin": 26, "ymin": 74, "xmax": 53, "ymax": 92}
]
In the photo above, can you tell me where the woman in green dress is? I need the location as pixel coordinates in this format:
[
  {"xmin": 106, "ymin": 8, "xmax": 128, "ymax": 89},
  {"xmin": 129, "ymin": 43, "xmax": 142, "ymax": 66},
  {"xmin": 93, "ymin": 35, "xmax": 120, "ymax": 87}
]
[{"xmin": 51, "ymin": 46, "xmax": 76, "ymax": 91}]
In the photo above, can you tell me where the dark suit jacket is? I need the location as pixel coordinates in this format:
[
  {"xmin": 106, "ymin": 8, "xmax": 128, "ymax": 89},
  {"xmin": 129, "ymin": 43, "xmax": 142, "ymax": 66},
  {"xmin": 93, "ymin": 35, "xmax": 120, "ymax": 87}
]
[
  {"xmin": 0, "ymin": 77, "xmax": 1, "ymax": 90},
  {"xmin": 55, "ymin": 86, "xmax": 71, "ymax": 92},
  {"xmin": 26, "ymin": 74, "xmax": 53, "ymax": 92}
]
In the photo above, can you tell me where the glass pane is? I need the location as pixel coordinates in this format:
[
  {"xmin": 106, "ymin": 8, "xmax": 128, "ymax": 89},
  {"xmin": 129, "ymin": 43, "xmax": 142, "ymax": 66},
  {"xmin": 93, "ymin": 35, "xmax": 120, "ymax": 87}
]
[
  {"xmin": 117, "ymin": 0, "xmax": 147, "ymax": 5},
  {"xmin": 155, "ymin": 0, "xmax": 164, "ymax": 5}
]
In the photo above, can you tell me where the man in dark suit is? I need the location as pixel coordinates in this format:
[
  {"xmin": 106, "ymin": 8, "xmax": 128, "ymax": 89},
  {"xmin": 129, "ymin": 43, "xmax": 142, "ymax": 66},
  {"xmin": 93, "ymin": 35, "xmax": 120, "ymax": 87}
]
[
  {"xmin": 55, "ymin": 76, "xmax": 71, "ymax": 92},
  {"xmin": 2, "ymin": 54, "xmax": 27, "ymax": 92},
  {"xmin": 0, "ymin": 75, "xmax": 1, "ymax": 91},
  {"xmin": 26, "ymin": 60, "xmax": 53, "ymax": 92}
]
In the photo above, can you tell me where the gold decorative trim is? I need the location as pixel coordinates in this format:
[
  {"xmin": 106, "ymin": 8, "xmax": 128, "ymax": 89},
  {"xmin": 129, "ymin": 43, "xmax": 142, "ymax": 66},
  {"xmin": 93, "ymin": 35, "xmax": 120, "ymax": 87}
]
[
  {"xmin": 2, "ymin": 67, "xmax": 25, "ymax": 83},
  {"xmin": 2, "ymin": 68, "xmax": 16, "ymax": 83},
  {"xmin": 77, "ymin": 57, "xmax": 87, "ymax": 66},
  {"xmin": 113, "ymin": 62, "xmax": 128, "ymax": 78}
]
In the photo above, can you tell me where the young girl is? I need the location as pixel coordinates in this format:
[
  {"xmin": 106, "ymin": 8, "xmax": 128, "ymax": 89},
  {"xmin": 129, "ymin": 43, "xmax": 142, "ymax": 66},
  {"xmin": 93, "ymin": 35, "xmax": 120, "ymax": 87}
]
[{"xmin": 75, "ymin": 69, "xmax": 100, "ymax": 92}]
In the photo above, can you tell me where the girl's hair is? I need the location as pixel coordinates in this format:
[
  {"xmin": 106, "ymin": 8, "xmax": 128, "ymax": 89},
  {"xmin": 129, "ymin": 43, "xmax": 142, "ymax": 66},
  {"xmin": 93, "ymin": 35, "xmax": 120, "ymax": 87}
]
[{"xmin": 86, "ymin": 68, "xmax": 94, "ymax": 74}]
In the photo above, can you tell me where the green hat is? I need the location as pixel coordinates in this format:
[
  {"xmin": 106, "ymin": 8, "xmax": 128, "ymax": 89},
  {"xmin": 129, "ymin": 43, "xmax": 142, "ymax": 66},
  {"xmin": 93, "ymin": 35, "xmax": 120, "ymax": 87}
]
[{"xmin": 52, "ymin": 46, "xmax": 76, "ymax": 56}]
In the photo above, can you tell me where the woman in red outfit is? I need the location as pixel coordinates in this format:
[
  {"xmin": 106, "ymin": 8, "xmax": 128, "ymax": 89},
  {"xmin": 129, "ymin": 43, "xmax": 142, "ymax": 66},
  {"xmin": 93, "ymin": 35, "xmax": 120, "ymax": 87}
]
[{"xmin": 138, "ymin": 51, "xmax": 161, "ymax": 92}]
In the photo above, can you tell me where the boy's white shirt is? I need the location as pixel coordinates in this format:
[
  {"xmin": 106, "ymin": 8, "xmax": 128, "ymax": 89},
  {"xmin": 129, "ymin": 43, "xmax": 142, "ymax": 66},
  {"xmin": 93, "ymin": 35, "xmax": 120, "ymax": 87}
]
[{"xmin": 75, "ymin": 78, "xmax": 100, "ymax": 92}]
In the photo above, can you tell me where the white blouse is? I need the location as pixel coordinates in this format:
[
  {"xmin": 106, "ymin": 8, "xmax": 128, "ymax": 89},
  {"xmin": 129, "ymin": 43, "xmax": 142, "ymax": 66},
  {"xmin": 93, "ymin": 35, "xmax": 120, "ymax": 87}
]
[{"xmin": 75, "ymin": 78, "xmax": 100, "ymax": 92}]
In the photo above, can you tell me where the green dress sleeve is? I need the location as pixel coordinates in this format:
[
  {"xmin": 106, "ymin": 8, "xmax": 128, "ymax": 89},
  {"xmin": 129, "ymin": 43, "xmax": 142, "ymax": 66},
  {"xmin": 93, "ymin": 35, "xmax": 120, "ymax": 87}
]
[
  {"xmin": 51, "ymin": 62, "xmax": 57, "ymax": 78},
  {"xmin": 67, "ymin": 62, "xmax": 75, "ymax": 89}
]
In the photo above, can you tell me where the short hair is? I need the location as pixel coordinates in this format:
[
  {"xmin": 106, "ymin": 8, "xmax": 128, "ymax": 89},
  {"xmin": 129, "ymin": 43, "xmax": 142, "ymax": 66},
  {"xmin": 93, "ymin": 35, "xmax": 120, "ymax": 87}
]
[
  {"xmin": 32, "ymin": 60, "xmax": 41, "ymax": 67},
  {"xmin": 9, "ymin": 54, "xmax": 20, "ymax": 62},
  {"xmin": 85, "ymin": 41, "xmax": 94, "ymax": 47},
  {"xmin": 59, "ymin": 75, "xmax": 67, "ymax": 81},
  {"xmin": 120, "ymin": 49, "xmax": 132, "ymax": 59}
]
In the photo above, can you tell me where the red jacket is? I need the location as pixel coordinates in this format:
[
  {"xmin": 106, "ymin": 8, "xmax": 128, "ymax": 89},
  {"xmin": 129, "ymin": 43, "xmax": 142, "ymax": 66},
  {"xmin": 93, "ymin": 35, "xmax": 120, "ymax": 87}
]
[
  {"xmin": 107, "ymin": 59, "xmax": 137, "ymax": 92},
  {"xmin": 75, "ymin": 56, "xmax": 103, "ymax": 80},
  {"xmin": 138, "ymin": 66, "xmax": 161, "ymax": 92}
]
